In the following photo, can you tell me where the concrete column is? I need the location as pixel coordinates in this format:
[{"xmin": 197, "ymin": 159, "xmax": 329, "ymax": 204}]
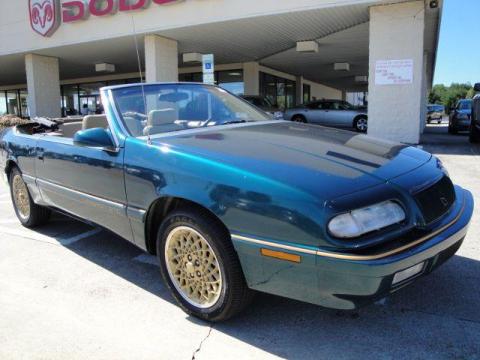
[
  {"xmin": 243, "ymin": 62, "xmax": 260, "ymax": 95},
  {"xmin": 368, "ymin": 1, "xmax": 425, "ymax": 144},
  {"xmin": 144, "ymin": 35, "xmax": 178, "ymax": 83},
  {"xmin": 341, "ymin": 90, "xmax": 347, "ymax": 101},
  {"xmin": 25, "ymin": 54, "xmax": 61, "ymax": 118},
  {"xmin": 296, "ymin": 76, "xmax": 304, "ymax": 105}
]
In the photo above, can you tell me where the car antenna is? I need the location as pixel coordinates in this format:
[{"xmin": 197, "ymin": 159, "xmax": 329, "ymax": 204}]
[{"xmin": 129, "ymin": 7, "xmax": 151, "ymax": 145}]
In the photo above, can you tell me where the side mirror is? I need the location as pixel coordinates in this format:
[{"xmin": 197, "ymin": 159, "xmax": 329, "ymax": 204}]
[
  {"xmin": 74, "ymin": 128, "xmax": 116, "ymax": 151},
  {"xmin": 474, "ymin": 83, "xmax": 480, "ymax": 92}
]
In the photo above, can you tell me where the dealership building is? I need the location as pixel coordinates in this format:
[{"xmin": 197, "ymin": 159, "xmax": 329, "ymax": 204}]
[{"xmin": 0, "ymin": 0, "xmax": 442, "ymax": 143}]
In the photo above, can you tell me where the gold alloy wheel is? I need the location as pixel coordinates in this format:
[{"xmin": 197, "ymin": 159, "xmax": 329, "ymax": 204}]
[
  {"xmin": 12, "ymin": 174, "xmax": 30, "ymax": 221},
  {"xmin": 165, "ymin": 226, "xmax": 223, "ymax": 308}
]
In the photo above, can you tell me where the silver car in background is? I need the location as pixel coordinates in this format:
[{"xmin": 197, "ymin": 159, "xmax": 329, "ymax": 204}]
[{"xmin": 284, "ymin": 100, "xmax": 368, "ymax": 132}]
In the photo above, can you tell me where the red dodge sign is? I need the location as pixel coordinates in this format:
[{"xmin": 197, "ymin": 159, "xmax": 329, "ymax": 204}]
[{"xmin": 30, "ymin": 0, "xmax": 185, "ymax": 37}]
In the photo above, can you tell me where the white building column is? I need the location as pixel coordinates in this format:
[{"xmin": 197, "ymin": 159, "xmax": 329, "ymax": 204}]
[
  {"xmin": 243, "ymin": 62, "xmax": 260, "ymax": 96},
  {"xmin": 296, "ymin": 76, "xmax": 304, "ymax": 105},
  {"xmin": 144, "ymin": 35, "xmax": 178, "ymax": 83},
  {"xmin": 25, "ymin": 54, "xmax": 61, "ymax": 118},
  {"xmin": 368, "ymin": 1, "xmax": 425, "ymax": 144}
]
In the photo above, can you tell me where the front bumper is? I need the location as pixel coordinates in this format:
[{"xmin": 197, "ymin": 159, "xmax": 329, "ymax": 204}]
[
  {"xmin": 233, "ymin": 187, "xmax": 473, "ymax": 310},
  {"xmin": 453, "ymin": 119, "xmax": 471, "ymax": 131}
]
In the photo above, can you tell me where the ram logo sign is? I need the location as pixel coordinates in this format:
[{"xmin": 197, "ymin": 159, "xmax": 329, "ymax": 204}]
[
  {"xmin": 29, "ymin": 0, "xmax": 61, "ymax": 37},
  {"xmin": 29, "ymin": 0, "xmax": 187, "ymax": 36}
]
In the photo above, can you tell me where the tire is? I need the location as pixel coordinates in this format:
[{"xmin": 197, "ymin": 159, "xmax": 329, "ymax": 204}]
[
  {"xmin": 469, "ymin": 124, "xmax": 480, "ymax": 143},
  {"xmin": 354, "ymin": 116, "xmax": 368, "ymax": 133},
  {"xmin": 291, "ymin": 115, "xmax": 307, "ymax": 123},
  {"xmin": 9, "ymin": 167, "xmax": 51, "ymax": 228},
  {"xmin": 437, "ymin": 119, "xmax": 442, "ymax": 124},
  {"xmin": 156, "ymin": 208, "xmax": 253, "ymax": 322}
]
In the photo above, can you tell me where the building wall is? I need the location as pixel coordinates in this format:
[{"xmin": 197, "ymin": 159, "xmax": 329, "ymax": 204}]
[
  {"xmin": 0, "ymin": 0, "xmax": 382, "ymax": 56},
  {"xmin": 303, "ymin": 79, "xmax": 342, "ymax": 100}
]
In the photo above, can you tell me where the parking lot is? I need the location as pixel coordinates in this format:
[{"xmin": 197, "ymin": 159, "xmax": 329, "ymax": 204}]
[{"xmin": 0, "ymin": 123, "xmax": 479, "ymax": 360}]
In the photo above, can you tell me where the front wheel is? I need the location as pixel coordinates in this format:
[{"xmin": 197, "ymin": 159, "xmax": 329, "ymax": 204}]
[
  {"xmin": 9, "ymin": 167, "xmax": 51, "ymax": 228},
  {"xmin": 157, "ymin": 209, "xmax": 253, "ymax": 322},
  {"xmin": 354, "ymin": 117, "xmax": 368, "ymax": 133}
]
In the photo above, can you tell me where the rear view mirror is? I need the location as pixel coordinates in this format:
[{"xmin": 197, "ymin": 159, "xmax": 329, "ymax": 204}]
[{"xmin": 474, "ymin": 83, "xmax": 480, "ymax": 92}]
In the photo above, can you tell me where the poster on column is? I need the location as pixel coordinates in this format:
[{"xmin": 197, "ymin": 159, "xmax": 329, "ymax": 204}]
[{"xmin": 375, "ymin": 59, "xmax": 414, "ymax": 85}]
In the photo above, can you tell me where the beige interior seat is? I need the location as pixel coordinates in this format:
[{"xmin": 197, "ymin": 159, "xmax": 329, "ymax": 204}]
[
  {"xmin": 82, "ymin": 115, "xmax": 109, "ymax": 130},
  {"xmin": 144, "ymin": 108, "xmax": 178, "ymax": 136}
]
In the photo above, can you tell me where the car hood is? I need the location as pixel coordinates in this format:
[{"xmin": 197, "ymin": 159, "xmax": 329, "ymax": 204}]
[{"xmin": 152, "ymin": 121, "xmax": 431, "ymax": 201}]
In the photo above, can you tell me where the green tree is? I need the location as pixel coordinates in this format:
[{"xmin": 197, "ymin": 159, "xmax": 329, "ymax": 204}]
[{"xmin": 428, "ymin": 83, "xmax": 473, "ymax": 113}]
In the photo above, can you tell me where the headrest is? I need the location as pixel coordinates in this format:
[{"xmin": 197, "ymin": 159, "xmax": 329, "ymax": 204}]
[
  {"xmin": 82, "ymin": 115, "xmax": 108, "ymax": 130},
  {"xmin": 148, "ymin": 108, "xmax": 177, "ymax": 126}
]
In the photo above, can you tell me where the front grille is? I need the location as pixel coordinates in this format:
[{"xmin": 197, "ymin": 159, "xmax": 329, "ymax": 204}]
[{"xmin": 414, "ymin": 176, "xmax": 456, "ymax": 225}]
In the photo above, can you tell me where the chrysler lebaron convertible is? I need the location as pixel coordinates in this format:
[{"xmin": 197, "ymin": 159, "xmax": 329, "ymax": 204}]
[{"xmin": 0, "ymin": 83, "xmax": 473, "ymax": 321}]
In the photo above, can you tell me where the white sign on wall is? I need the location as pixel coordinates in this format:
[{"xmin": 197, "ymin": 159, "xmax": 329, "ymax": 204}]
[
  {"xmin": 202, "ymin": 54, "xmax": 215, "ymax": 85},
  {"xmin": 375, "ymin": 59, "xmax": 414, "ymax": 85}
]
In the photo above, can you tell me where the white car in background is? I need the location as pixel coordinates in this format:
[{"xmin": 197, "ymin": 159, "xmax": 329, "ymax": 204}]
[{"xmin": 284, "ymin": 100, "xmax": 368, "ymax": 132}]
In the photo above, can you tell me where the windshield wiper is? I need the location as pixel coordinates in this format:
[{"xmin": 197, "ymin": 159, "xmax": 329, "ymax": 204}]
[{"xmin": 221, "ymin": 120, "xmax": 254, "ymax": 125}]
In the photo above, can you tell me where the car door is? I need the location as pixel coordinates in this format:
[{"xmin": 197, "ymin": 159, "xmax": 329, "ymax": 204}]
[
  {"xmin": 303, "ymin": 102, "xmax": 325, "ymax": 123},
  {"xmin": 35, "ymin": 126, "xmax": 133, "ymax": 242}
]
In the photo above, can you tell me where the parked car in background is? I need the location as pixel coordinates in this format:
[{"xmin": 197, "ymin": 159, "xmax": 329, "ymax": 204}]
[
  {"xmin": 0, "ymin": 83, "xmax": 473, "ymax": 322},
  {"xmin": 449, "ymin": 99, "xmax": 473, "ymax": 134},
  {"xmin": 427, "ymin": 104, "xmax": 444, "ymax": 124},
  {"xmin": 240, "ymin": 95, "xmax": 283, "ymax": 120},
  {"xmin": 284, "ymin": 100, "xmax": 369, "ymax": 132},
  {"xmin": 469, "ymin": 83, "xmax": 480, "ymax": 143}
]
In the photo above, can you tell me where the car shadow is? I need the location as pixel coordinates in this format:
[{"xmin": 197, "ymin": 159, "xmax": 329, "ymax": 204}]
[{"xmin": 35, "ymin": 218, "xmax": 479, "ymax": 359}]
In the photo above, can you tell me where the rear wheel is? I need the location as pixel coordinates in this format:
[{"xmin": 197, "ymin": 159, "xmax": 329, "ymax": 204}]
[
  {"xmin": 354, "ymin": 116, "xmax": 368, "ymax": 133},
  {"xmin": 291, "ymin": 115, "xmax": 307, "ymax": 123},
  {"xmin": 157, "ymin": 208, "xmax": 253, "ymax": 322},
  {"xmin": 9, "ymin": 167, "xmax": 50, "ymax": 228}
]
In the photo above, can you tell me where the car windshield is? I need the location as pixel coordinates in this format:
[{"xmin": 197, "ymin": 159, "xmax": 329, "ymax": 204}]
[
  {"xmin": 111, "ymin": 83, "xmax": 272, "ymax": 137},
  {"xmin": 458, "ymin": 100, "xmax": 472, "ymax": 111}
]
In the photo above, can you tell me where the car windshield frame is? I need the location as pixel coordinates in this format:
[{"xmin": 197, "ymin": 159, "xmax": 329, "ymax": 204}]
[{"xmin": 109, "ymin": 83, "xmax": 272, "ymax": 138}]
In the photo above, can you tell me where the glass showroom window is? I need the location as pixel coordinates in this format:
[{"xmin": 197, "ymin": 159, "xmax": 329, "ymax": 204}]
[
  {"xmin": 260, "ymin": 72, "xmax": 296, "ymax": 110},
  {"xmin": 217, "ymin": 70, "xmax": 244, "ymax": 95},
  {"xmin": 79, "ymin": 82, "xmax": 106, "ymax": 115},
  {"xmin": 0, "ymin": 92, "xmax": 7, "ymax": 116},
  {"xmin": 19, "ymin": 90, "xmax": 29, "ymax": 118},
  {"xmin": 61, "ymin": 85, "xmax": 80, "ymax": 116},
  {"xmin": 179, "ymin": 71, "xmax": 244, "ymax": 95},
  {"xmin": 303, "ymin": 84, "xmax": 311, "ymax": 104},
  {"xmin": 6, "ymin": 91, "xmax": 19, "ymax": 116}
]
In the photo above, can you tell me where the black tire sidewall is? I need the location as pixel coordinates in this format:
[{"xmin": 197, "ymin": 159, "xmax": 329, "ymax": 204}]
[
  {"xmin": 292, "ymin": 115, "xmax": 306, "ymax": 123},
  {"xmin": 156, "ymin": 211, "xmax": 238, "ymax": 321}
]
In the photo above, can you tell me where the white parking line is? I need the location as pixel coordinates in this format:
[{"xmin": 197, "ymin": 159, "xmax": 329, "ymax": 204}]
[
  {"xmin": 133, "ymin": 254, "xmax": 159, "ymax": 266},
  {"xmin": 0, "ymin": 226, "xmax": 102, "ymax": 246}
]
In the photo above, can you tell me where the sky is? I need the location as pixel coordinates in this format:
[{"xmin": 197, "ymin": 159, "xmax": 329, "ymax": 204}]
[{"xmin": 433, "ymin": 0, "xmax": 480, "ymax": 85}]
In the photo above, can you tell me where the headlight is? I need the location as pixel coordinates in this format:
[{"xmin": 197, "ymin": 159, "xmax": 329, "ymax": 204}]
[{"xmin": 328, "ymin": 201, "xmax": 406, "ymax": 239}]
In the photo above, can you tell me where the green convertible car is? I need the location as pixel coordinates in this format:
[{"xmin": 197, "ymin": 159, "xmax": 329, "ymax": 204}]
[{"xmin": 0, "ymin": 83, "xmax": 474, "ymax": 321}]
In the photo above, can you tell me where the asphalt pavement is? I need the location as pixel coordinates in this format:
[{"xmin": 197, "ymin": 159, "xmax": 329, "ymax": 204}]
[{"xmin": 0, "ymin": 123, "xmax": 479, "ymax": 360}]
